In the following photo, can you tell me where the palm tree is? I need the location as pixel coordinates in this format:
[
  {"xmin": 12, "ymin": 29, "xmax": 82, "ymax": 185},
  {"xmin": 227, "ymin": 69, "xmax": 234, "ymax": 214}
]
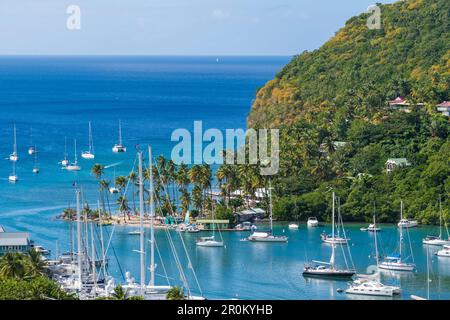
[
  {"xmin": 166, "ymin": 159, "xmax": 177, "ymax": 203},
  {"xmin": 26, "ymin": 250, "xmax": 47, "ymax": 277},
  {"xmin": 192, "ymin": 185, "xmax": 203, "ymax": 215},
  {"xmin": 91, "ymin": 164, "xmax": 105, "ymax": 180},
  {"xmin": 100, "ymin": 179, "xmax": 112, "ymax": 217},
  {"xmin": 91, "ymin": 164, "xmax": 106, "ymax": 216},
  {"xmin": 180, "ymin": 190, "xmax": 191, "ymax": 214},
  {"xmin": 111, "ymin": 285, "xmax": 129, "ymax": 300},
  {"xmin": 117, "ymin": 195, "xmax": 129, "ymax": 221},
  {"xmin": 0, "ymin": 252, "xmax": 26, "ymax": 279},
  {"xmin": 166, "ymin": 286, "xmax": 185, "ymax": 300}
]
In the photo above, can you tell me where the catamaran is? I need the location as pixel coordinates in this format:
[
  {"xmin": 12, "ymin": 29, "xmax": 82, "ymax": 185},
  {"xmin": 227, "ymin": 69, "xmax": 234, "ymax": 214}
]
[
  {"xmin": 346, "ymin": 215, "xmax": 400, "ymax": 297},
  {"xmin": 81, "ymin": 121, "xmax": 95, "ymax": 160},
  {"xmin": 423, "ymin": 197, "xmax": 450, "ymax": 246},
  {"xmin": 28, "ymin": 127, "xmax": 36, "ymax": 156},
  {"xmin": 379, "ymin": 201, "xmax": 416, "ymax": 272},
  {"xmin": 66, "ymin": 139, "xmax": 81, "ymax": 171},
  {"xmin": 8, "ymin": 160, "xmax": 18, "ymax": 183},
  {"xmin": 246, "ymin": 181, "xmax": 288, "ymax": 243},
  {"xmin": 60, "ymin": 137, "xmax": 69, "ymax": 167},
  {"xmin": 112, "ymin": 120, "xmax": 127, "ymax": 153},
  {"xmin": 303, "ymin": 192, "xmax": 355, "ymax": 279},
  {"xmin": 9, "ymin": 124, "xmax": 19, "ymax": 162}
]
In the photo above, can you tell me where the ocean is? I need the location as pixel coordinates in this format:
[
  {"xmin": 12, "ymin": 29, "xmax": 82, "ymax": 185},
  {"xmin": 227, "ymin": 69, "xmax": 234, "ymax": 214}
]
[{"xmin": 0, "ymin": 56, "xmax": 448, "ymax": 300}]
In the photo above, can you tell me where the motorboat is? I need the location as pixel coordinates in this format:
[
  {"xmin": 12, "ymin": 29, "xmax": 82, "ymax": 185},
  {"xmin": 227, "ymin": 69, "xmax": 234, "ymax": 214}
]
[
  {"xmin": 186, "ymin": 225, "xmax": 200, "ymax": 233},
  {"xmin": 436, "ymin": 245, "xmax": 450, "ymax": 257},
  {"xmin": 307, "ymin": 217, "xmax": 319, "ymax": 227},
  {"xmin": 288, "ymin": 223, "xmax": 299, "ymax": 230},
  {"xmin": 398, "ymin": 219, "xmax": 418, "ymax": 228},
  {"xmin": 247, "ymin": 231, "xmax": 288, "ymax": 243},
  {"xmin": 346, "ymin": 278, "xmax": 400, "ymax": 296},
  {"xmin": 33, "ymin": 245, "xmax": 51, "ymax": 256},
  {"xmin": 360, "ymin": 224, "xmax": 381, "ymax": 232}
]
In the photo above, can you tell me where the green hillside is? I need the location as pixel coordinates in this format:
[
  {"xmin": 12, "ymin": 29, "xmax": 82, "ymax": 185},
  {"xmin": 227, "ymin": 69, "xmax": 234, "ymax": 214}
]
[{"xmin": 245, "ymin": 0, "xmax": 450, "ymax": 223}]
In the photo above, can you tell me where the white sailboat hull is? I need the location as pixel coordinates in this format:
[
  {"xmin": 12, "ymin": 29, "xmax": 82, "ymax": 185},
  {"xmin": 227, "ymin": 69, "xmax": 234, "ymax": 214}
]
[
  {"xmin": 436, "ymin": 247, "xmax": 450, "ymax": 257},
  {"xmin": 112, "ymin": 145, "xmax": 127, "ymax": 153},
  {"xmin": 379, "ymin": 262, "xmax": 415, "ymax": 272},
  {"xmin": 81, "ymin": 152, "xmax": 95, "ymax": 160},
  {"xmin": 9, "ymin": 154, "xmax": 18, "ymax": 162},
  {"xmin": 8, "ymin": 175, "xmax": 18, "ymax": 182},
  {"xmin": 196, "ymin": 240, "xmax": 224, "ymax": 247},
  {"xmin": 423, "ymin": 238, "xmax": 450, "ymax": 246},
  {"xmin": 66, "ymin": 165, "xmax": 81, "ymax": 171}
]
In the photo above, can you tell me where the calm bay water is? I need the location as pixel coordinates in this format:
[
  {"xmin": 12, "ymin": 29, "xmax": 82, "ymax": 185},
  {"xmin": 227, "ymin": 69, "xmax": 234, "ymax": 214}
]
[{"xmin": 0, "ymin": 56, "xmax": 449, "ymax": 300}]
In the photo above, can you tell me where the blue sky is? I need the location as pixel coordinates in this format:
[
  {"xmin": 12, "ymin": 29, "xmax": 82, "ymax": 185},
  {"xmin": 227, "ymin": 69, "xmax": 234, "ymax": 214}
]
[{"xmin": 0, "ymin": 0, "xmax": 395, "ymax": 55}]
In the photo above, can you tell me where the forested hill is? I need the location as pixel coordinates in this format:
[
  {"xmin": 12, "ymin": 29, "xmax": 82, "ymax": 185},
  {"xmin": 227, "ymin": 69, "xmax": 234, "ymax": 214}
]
[
  {"xmin": 246, "ymin": 0, "xmax": 450, "ymax": 223},
  {"xmin": 248, "ymin": 0, "xmax": 449, "ymax": 128}
]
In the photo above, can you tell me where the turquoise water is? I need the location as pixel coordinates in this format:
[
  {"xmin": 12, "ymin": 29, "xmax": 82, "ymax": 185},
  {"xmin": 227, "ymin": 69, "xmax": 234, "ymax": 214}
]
[{"xmin": 0, "ymin": 56, "xmax": 449, "ymax": 300}]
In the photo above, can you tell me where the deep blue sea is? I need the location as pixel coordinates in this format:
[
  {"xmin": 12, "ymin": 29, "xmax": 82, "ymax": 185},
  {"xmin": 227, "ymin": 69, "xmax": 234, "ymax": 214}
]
[{"xmin": 0, "ymin": 56, "xmax": 449, "ymax": 300}]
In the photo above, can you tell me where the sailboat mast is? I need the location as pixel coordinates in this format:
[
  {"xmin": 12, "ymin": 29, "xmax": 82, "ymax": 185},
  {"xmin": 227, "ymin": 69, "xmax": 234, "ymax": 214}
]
[
  {"xmin": 64, "ymin": 136, "xmax": 68, "ymax": 159},
  {"xmin": 269, "ymin": 179, "xmax": 274, "ymax": 233},
  {"xmin": 330, "ymin": 191, "xmax": 336, "ymax": 269},
  {"xmin": 138, "ymin": 151, "xmax": 145, "ymax": 295},
  {"xmin": 97, "ymin": 200, "xmax": 107, "ymax": 279},
  {"xmin": 426, "ymin": 243, "xmax": 430, "ymax": 300},
  {"xmin": 88, "ymin": 122, "xmax": 92, "ymax": 153},
  {"xmin": 439, "ymin": 195, "xmax": 442, "ymax": 239},
  {"xmin": 13, "ymin": 124, "xmax": 17, "ymax": 154},
  {"xmin": 373, "ymin": 210, "xmax": 379, "ymax": 267},
  {"xmin": 118, "ymin": 120, "xmax": 123, "ymax": 145},
  {"xmin": 400, "ymin": 200, "xmax": 403, "ymax": 261},
  {"xmin": 148, "ymin": 145, "xmax": 155, "ymax": 288},
  {"xmin": 90, "ymin": 223, "xmax": 97, "ymax": 297},
  {"xmin": 76, "ymin": 189, "xmax": 83, "ymax": 290},
  {"xmin": 74, "ymin": 139, "xmax": 78, "ymax": 164}
]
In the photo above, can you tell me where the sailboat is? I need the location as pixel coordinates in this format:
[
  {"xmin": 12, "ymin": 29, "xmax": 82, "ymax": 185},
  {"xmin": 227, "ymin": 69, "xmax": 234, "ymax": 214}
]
[
  {"xmin": 321, "ymin": 198, "xmax": 350, "ymax": 244},
  {"xmin": 423, "ymin": 197, "xmax": 450, "ymax": 246},
  {"xmin": 109, "ymin": 168, "xmax": 119, "ymax": 194},
  {"xmin": 123, "ymin": 148, "xmax": 171, "ymax": 297},
  {"xmin": 66, "ymin": 139, "xmax": 81, "ymax": 171},
  {"xmin": 81, "ymin": 122, "xmax": 95, "ymax": 160},
  {"xmin": 61, "ymin": 137, "xmax": 69, "ymax": 167},
  {"xmin": 28, "ymin": 127, "xmax": 36, "ymax": 156},
  {"xmin": 32, "ymin": 145, "xmax": 39, "ymax": 174},
  {"xmin": 197, "ymin": 203, "xmax": 224, "ymax": 247},
  {"xmin": 346, "ymin": 214, "xmax": 401, "ymax": 296},
  {"xmin": 379, "ymin": 201, "xmax": 416, "ymax": 272},
  {"xmin": 9, "ymin": 124, "xmax": 19, "ymax": 162},
  {"xmin": 112, "ymin": 120, "xmax": 126, "ymax": 153},
  {"xmin": 8, "ymin": 160, "xmax": 18, "ymax": 183},
  {"xmin": 303, "ymin": 192, "xmax": 355, "ymax": 279},
  {"xmin": 246, "ymin": 180, "xmax": 288, "ymax": 243}
]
